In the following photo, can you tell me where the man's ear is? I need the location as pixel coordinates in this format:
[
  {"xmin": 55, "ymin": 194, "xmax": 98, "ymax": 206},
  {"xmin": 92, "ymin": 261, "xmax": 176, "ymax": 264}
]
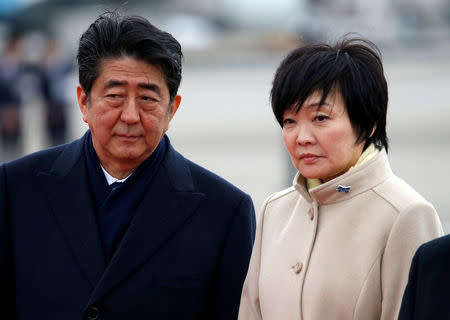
[
  {"xmin": 168, "ymin": 95, "xmax": 181, "ymax": 121},
  {"xmin": 164, "ymin": 95, "xmax": 181, "ymax": 132},
  {"xmin": 77, "ymin": 85, "xmax": 88, "ymax": 123}
]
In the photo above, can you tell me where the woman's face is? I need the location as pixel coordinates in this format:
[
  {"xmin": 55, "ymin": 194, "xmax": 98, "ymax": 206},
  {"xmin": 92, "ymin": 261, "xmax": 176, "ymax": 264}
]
[{"xmin": 282, "ymin": 90, "xmax": 365, "ymax": 182}]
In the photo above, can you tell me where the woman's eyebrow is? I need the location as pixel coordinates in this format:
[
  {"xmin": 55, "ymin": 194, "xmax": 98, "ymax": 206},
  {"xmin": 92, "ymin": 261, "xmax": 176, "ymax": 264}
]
[{"xmin": 303, "ymin": 101, "xmax": 332, "ymax": 110}]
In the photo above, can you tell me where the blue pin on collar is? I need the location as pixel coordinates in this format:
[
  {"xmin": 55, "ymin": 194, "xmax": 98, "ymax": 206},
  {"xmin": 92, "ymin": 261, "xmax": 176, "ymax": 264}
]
[{"xmin": 336, "ymin": 184, "xmax": 351, "ymax": 193}]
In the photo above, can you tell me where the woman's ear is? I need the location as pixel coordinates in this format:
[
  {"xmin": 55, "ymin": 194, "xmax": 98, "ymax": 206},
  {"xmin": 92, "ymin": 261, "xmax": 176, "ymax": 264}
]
[{"xmin": 369, "ymin": 125, "xmax": 376, "ymax": 138}]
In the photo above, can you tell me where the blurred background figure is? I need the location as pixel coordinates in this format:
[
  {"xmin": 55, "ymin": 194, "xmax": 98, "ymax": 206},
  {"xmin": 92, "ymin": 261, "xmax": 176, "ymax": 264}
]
[
  {"xmin": 0, "ymin": 31, "xmax": 22, "ymax": 160},
  {"xmin": 40, "ymin": 36, "xmax": 73, "ymax": 146},
  {"xmin": 0, "ymin": 0, "xmax": 450, "ymax": 230}
]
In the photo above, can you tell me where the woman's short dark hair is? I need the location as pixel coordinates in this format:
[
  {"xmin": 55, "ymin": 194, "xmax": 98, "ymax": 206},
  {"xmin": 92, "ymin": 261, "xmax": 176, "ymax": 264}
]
[
  {"xmin": 77, "ymin": 12, "xmax": 182, "ymax": 102},
  {"xmin": 271, "ymin": 36, "xmax": 388, "ymax": 151}
]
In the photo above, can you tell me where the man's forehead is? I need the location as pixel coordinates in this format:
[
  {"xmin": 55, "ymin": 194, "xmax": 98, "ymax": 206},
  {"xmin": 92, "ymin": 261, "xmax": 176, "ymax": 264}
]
[
  {"xmin": 96, "ymin": 57, "xmax": 168, "ymax": 89},
  {"xmin": 99, "ymin": 58, "xmax": 160, "ymax": 76}
]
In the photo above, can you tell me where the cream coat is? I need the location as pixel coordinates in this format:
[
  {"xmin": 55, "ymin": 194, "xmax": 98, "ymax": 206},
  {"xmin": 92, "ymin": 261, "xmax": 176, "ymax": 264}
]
[{"xmin": 238, "ymin": 150, "xmax": 443, "ymax": 320}]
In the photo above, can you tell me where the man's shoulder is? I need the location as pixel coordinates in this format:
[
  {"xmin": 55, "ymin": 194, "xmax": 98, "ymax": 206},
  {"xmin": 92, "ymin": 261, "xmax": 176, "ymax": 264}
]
[
  {"xmin": 419, "ymin": 234, "xmax": 450, "ymax": 258},
  {"xmin": 187, "ymin": 158, "xmax": 247, "ymax": 197},
  {"xmin": 2, "ymin": 138, "xmax": 83, "ymax": 177},
  {"xmin": 168, "ymin": 148, "xmax": 249, "ymax": 202},
  {"xmin": 411, "ymin": 234, "xmax": 450, "ymax": 277}
]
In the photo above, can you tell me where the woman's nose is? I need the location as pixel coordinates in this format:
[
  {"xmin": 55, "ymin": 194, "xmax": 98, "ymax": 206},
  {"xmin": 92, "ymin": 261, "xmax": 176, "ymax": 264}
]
[{"xmin": 296, "ymin": 125, "xmax": 315, "ymax": 145}]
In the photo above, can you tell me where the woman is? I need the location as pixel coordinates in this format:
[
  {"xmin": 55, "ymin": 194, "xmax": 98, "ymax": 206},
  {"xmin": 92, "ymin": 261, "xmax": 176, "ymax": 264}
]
[{"xmin": 238, "ymin": 37, "xmax": 443, "ymax": 320}]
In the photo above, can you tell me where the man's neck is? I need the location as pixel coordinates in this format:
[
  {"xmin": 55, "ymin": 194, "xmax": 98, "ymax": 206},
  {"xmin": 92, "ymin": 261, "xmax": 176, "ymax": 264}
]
[
  {"xmin": 101, "ymin": 165, "xmax": 133, "ymax": 184},
  {"xmin": 99, "ymin": 162, "xmax": 136, "ymax": 180}
]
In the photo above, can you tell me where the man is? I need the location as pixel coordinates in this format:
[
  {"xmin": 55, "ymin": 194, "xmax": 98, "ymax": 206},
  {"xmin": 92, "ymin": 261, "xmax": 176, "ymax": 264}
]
[
  {"xmin": 0, "ymin": 13, "xmax": 256, "ymax": 320},
  {"xmin": 398, "ymin": 234, "xmax": 450, "ymax": 319}
]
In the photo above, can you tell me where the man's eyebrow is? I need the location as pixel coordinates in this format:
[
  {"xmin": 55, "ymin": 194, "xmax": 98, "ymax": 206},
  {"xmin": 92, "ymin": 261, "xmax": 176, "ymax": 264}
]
[
  {"xmin": 104, "ymin": 79, "xmax": 127, "ymax": 90},
  {"xmin": 103, "ymin": 80, "xmax": 162, "ymax": 96},
  {"xmin": 138, "ymin": 83, "xmax": 161, "ymax": 95}
]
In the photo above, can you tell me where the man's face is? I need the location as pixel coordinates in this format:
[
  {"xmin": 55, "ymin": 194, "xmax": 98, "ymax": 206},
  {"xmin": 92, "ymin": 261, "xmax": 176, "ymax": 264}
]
[{"xmin": 77, "ymin": 56, "xmax": 180, "ymax": 173}]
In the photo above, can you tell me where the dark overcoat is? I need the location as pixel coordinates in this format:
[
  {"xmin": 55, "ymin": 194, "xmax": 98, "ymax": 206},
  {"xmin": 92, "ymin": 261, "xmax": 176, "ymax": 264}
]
[
  {"xmin": 0, "ymin": 133, "xmax": 256, "ymax": 319},
  {"xmin": 398, "ymin": 233, "xmax": 450, "ymax": 320}
]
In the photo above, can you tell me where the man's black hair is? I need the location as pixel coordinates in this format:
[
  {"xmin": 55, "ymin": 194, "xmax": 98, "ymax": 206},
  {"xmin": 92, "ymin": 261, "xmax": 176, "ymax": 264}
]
[{"xmin": 77, "ymin": 12, "xmax": 182, "ymax": 102}]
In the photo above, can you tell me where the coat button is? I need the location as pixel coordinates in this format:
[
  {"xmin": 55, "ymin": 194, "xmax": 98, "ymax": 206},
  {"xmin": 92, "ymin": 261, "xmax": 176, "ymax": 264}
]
[
  {"xmin": 291, "ymin": 262, "xmax": 303, "ymax": 274},
  {"xmin": 86, "ymin": 306, "xmax": 100, "ymax": 320},
  {"xmin": 308, "ymin": 208, "xmax": 314, "ymax": 220}
]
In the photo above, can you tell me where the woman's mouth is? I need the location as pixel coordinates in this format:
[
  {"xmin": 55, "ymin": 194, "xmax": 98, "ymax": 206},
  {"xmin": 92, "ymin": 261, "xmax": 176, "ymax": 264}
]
[{"xmin": 299, "ymin": 153, "xmax": 320, "ymax": 164}]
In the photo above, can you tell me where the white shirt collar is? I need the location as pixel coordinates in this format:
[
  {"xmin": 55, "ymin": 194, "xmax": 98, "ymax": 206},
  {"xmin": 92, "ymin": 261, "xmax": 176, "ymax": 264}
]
[{"xmin": 100, "ymin": 165, "xmax": 132, "ymax": 185}]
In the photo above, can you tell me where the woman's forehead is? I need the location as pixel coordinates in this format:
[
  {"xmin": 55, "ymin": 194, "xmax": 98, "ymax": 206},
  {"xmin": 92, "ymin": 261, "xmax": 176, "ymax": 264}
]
[{"xmin": 292, "ymin": 89, "xmax": 342, "ymax": 111}]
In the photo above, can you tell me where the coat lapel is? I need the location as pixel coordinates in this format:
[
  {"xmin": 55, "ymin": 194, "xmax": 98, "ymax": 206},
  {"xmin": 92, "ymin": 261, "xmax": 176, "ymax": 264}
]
[
  {"xmin": 38, "ymin": 135, "xmax": 105, "ymax": 288},
  {"xmin": 88, "ymin": 144, "xmax": 205, "ymax": 304}
]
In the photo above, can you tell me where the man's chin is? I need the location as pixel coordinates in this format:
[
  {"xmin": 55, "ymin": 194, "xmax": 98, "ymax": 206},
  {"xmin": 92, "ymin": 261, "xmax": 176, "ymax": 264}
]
[{"xmin": 111, "ymin": 149, "xmax": 150, "ymax": 163}]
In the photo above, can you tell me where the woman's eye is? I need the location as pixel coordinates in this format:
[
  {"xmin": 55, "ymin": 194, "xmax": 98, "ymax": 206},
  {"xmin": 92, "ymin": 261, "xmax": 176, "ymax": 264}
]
[
  {"xmin": 282, "ymin": 118, "xmax": 295, "ymax": 126},
  {"xmin": 314, "ymin": 115, "xmax": 329, "ymax": 122}
]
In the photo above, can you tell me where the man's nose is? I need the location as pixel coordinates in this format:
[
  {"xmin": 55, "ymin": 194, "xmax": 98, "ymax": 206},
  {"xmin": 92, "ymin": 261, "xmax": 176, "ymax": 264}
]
[
  {"xmin": 120, "ymin": 98, "xmax": 140, "ymax": 124},
  {"xmin": 296, "ymin": 125, "xmax": 315, "ymax": 145}
]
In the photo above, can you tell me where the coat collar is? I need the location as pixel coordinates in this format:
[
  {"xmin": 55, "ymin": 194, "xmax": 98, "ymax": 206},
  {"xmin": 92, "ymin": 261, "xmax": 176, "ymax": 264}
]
[
  {"xmin": 87, "ymin": 136, "xmax": 205, "ymax": 304},
  {"xmin": 37, "ymin": 133, "xmax": 205, "ymax": 303},
  {"xmin": 37, "ymin": 133, "xmax": 106, "ymax": 288},
  {"xmin": 294, "ymin": 149, "xmax": 393, "ymax": 205}
]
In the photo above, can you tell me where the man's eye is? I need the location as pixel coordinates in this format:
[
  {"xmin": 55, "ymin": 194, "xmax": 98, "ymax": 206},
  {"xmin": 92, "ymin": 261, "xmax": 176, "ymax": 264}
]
[
  {"xmin": 141, "ymin": 96, "xmax": 157, "ymax": 102},
  {"xmin": 106, "ymin": 94, "xmax": 121, "ymax": 98}
]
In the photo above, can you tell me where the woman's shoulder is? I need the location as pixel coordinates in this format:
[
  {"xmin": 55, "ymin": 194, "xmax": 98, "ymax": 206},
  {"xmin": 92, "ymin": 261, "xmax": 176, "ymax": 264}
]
[
  {"xmin": 259, "ymin": 186, "xmax": 306, "ymax": 221},
  {"xmin": 373, "ymin": 174, "xmax": 434, "ymax": 214},
  {"xmin": 256, "ymin": 186, "xmax": 306, "ymax": 231},
  {"xmin": 264, "ymin": 186, "xmax": 300, "ymax": 206}
]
